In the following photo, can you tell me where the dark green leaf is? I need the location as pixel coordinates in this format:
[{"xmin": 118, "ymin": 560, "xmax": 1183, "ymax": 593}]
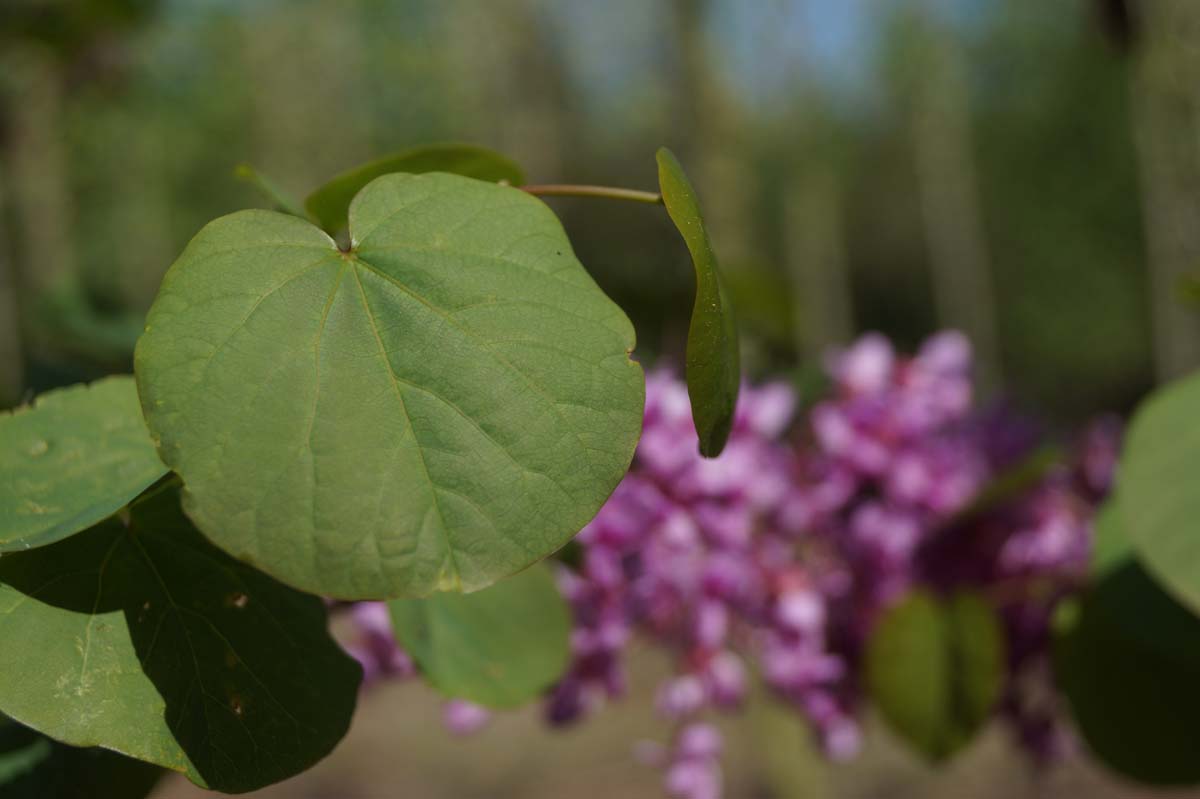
[
  {"xmin": 1119, "ymin": 372, "xmax": 1200, "ymax": 613},
  {"xmin": 389, "ymin": 563, "xmax": 570, "ymax": 708},
  {"xmin": 0, "ymin": 488, "xmax": 361, "ymax": 793},
  {"xmin": 656, "ymin": 147, "xmax": 740, "ymax": 457},
  {"xmin": 1056, "ymin": 499, "xmax": 1200, "ymax": 786},
  {"xmin": 0, "ymin": 377, "xmax": 167, "ymax": 553},
  {"xmin": 1, "ymin": 717, "xmax": 161, "ymax": 799},
  {"xmin": 136, "ymin": 173, "xmax": 644, "ymax": 600},
  {"xmin": 305, "ymin": 143, "xmax": 526, "ymax": 234},
  {"xmin": 865, "ymin": 591, "xmax": 1004, "ymax": 761}
]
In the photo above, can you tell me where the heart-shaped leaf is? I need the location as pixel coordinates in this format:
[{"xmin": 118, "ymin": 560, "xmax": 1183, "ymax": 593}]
[
  {"xmin": 0, "ymin": 377, "xmax": 167, "ymax": 553},
  {"xmin": 305, "ymin": 143, "xmax": 526, "ymax": 234},
  {"xmin": 1, "ymin": 717, "xmax": 161, "ymax": 799},
  {"xmin": 1055, "ymin": 499, "xmax": 1200, "ymax": 786},
  {"xmin": 865, "ymin": 591, "xmax": 1004, "ymax": 761},
  {"xmin": 1118, "ymin": 372, "xmax": 1200, "ymax": 614},
  {"xmin": 0, "ymin": 487, "xmax": 361, "ymax": 793},
  {"xmin": 389, "ymin": 562, "xmax": 570, "ymax": 708},
  {"xmin": 656, "ymin": 147, "xmax": 740, "ymax": 457},
  {"xmin": 136, "ymin": 172, "xmax": 644, "ymax": 600}
]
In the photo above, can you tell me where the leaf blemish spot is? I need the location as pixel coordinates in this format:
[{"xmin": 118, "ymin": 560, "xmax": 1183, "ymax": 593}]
[{"xmin": 27, "ymin": 439, "xmax": 48, "ymax": 457}]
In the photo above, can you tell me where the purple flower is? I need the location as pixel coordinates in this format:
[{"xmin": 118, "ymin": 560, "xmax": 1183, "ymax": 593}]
[
  {"xmin": 442, "ymin": 700, "xmax": 491, "ymax": 736},
  {"xmin": 350, "ymin": 331, "xmax": 1119, "ymax": 796}
]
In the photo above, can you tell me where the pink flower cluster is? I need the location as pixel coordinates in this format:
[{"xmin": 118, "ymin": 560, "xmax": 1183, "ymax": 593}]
[{"xmin": 344, "ymin": 331, "xmax": 1118, "ymax": 799}]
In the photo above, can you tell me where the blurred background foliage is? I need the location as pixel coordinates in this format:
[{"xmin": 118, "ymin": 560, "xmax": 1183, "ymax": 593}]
[
  {"xmin": 4, "ymin": 0, "xmax": 1193, "ymax": 427},
  {"xmin": 4, "ymin": 2, "xmax": 1200, "ymax": 797}
]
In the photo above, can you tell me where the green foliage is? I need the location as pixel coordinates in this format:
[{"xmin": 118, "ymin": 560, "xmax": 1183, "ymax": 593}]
[
  {"xmin": 656, "ymin": 148, "xmax": 740, "ymax": 457},
  {"xmin": 389, "ymin": 563, "xmax": 571, "ymax": 708},
  {"xmin": 1, "ymin": 136, "xmax": 743, "ymax": 792},
  {"xmin": 135, "ymin": 172, "xmax": 644, "ymax": 599},
  {"xmin": 305, "ymin": 144, "xmax": 526, "ymax": 235},
  {"xmin": 1118, "ymin": 372, "xmax": 1200, "ymax": 614},
  {"xmin": 0, "ymin": 487, "xmax": 361, "ymax": 793},
  {"xmin": 1056, "ymin": 500, "xmax": 1200, "ymax": 786},
  {"xmin": 0, "ymin": 377, "xmax": 166, "ymax": 552},
  {"xmin": 865, "ymin": 591, "xmax": 1005, "ymax": 761},
  {"xmin": 0, "ymin": 716, "xmax": 161, "ymax": 799}
]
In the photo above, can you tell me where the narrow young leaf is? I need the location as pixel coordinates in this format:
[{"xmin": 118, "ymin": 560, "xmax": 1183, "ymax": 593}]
[
  {"xmin": 305, "ymin": 143, "xmax": 526, "ymax": 234},
  {"xmin": 0, "ymin": 377, "xmax": 167, "ymax": 552},
  {"xmin": 234, "ymin": 163, "xmax": 308, "ymax": 219},
  {"xmin": 656, "ymin": 147, "xmax": 740, "ymax": 457},
  {"xmin": 136, "ymin": 172, "xmax": 644, "ymax": 600},
  {"xmin": 864, "ymin": 591, "xmax": 1004, "ymax": 761},
  {"xmin": 0, "ymin": 488, "xmax": 361, "ymax": 794},
  {"xmin": 389, "ymin": 563, "xmax": 571, "ymax": 708},
  {"xmin": 1056, "ymin": 500, "xmax": 1200, "ymax": 786},
  {"xmin": 1119, "ymin": 372, "xmax": 1200, "ymax": 614}
]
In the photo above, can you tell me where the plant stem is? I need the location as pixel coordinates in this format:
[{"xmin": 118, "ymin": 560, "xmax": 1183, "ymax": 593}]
[{"xmin": 519, "ymin": 183, "xmax": 663, "ymax": 204}]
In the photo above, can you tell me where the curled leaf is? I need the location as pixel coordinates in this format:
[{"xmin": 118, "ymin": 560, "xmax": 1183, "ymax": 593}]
[{"xmin": 656, "ymin": 147, "xmax": 740, "ymax": 457}]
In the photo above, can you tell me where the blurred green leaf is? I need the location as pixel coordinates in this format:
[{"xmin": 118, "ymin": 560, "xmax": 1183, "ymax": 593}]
[
  {"xmin": 656, "ymin": 147, "xmax": 740, "ymax": 457},
  {"xmin": 0, "ymin": 487, "xmax": 361, "ymax": 793},
  {"xmin": 0, "ymin": 716, "xmax": 161, "ymax": 799},
  {"xmin": 234, "ymin": 163, "xmax": 307, "ymax": 219},
  {"xmin": 389, "ymin": 563, "xmax": 571, "ymax": 708},
  {"xmin": 0, "ymin": 377, "xmax": 167, "ymax": 552},
  {"xmin": 1090, "ymin": 498, "xmax": 1132, "ymax": 581},
  {"xmin": 1119, "ymin": 372, "xmax": 1200, "ymax": 614},
  {"xmin": 135, "ymin": 173, "xmax": 643, "ymax": 599},
  {"xmin": 36, "ymin": 277, "xmax": 144, "ymax": 367},
  {"xmin": 1176, "ymin": 274, "xmax": 1200, "ymax": 308},
  {"xmin": 865, "ymin": 591, "xmax": 1004, "ymax": 761},
  {"xmin": 305, "ymin": 143, "xmax": 526, "ymax": 234},
  {"xmin": 1056, "ymin": 500, "xmax": 1200, "ymax": 786}
]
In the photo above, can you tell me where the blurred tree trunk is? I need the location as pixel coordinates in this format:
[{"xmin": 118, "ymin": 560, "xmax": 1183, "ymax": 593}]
[
  {"xmin": 784, "ymin": 162, "xmax": 854, "ymax": 362},
  {"xmin": 241, "ymin": 4, "xmax": 371, "ymax": 196},
  {"xmin": 105, "ymin": 121, "xmax": 174, "ymax": 311},
  {"xmin": 5, "ymin": 51, "xmax": 75, "ymax": 301},
  {"xmin": 0, "ymin": 180, "xmax": 23, "ymax": 407},
  {"xmin": 1131, "ymin": 0, "xmax": 1200, "ymax": 381},
  {"xmin": 668, "ymin": 0, "xmax": 756, "ymax": 268},
  {"xmin": 909, "ymin": 10, "xmax": 1001, "ymax": 392},
  {"xmin": 492, "ymin": 0, "xmax": 573, "ymax": 181},
  {"xmin": 443, "ymin": 0, "xmax": 571, "ymax": 181}
]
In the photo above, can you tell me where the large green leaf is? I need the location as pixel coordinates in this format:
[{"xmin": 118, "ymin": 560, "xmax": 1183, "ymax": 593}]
[
  {"xmin": 305, "ymin": 144, "xmax": 526, "ymax": 234},
  {"xmin": 0, "ymin": 717, "xmax": 161, "ymax": 799},
  {"xmin": 656, "ymin": 147, "xmax": 740, "ymax": 457},
  {"xmin": 1056, "ymin": 499, "xmax": 1200, "ymax": 786},
  {"xmin": 864, "ymin": 591, "xmax": 1005, "ymax": 761},
  {"xmin": 0, "ymin": 377, "xmax": 167, "ymax": 552},
  {"xmin": 0, "ymin": 487, "xmax": 361, "ymax": 793},
  {"xmin": 389, "ymin": 563, "xmax": 570, "ymax": 708},
  {"xmin": 136, "ymin": 172, "xmax": 644, "ymax": 600},
  {"xmin": 1120, "ymin": 372, "xmax": 1200, "ymax": 614}
]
